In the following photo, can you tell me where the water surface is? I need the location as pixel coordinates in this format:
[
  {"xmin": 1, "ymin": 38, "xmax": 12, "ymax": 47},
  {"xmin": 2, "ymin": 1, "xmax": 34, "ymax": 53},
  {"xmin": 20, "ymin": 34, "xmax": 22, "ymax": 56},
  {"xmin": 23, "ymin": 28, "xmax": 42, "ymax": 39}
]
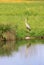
[{"xmin": 0, "ymin": 40, "xmax": 44, "ymax": 65}]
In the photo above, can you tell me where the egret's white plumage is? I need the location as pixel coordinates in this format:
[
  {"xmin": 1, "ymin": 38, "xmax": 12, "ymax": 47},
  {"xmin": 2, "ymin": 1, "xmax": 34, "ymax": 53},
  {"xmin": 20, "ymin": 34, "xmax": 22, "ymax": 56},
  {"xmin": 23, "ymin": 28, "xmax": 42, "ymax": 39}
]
[{"xmin": 24, "ymin": 18, "xmax": 31, "ymax": 31}]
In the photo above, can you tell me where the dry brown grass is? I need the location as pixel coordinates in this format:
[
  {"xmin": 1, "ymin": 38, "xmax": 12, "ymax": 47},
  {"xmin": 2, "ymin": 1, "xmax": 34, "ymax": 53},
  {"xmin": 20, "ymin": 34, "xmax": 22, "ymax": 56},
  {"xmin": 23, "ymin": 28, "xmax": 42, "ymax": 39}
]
[
  {"xmin": 0, "ymin": 0, "xmax": 43, "ymax": 3},
  {"xmin": 0, "ymin": 0, "xmax": 24, "ymax": 2}
]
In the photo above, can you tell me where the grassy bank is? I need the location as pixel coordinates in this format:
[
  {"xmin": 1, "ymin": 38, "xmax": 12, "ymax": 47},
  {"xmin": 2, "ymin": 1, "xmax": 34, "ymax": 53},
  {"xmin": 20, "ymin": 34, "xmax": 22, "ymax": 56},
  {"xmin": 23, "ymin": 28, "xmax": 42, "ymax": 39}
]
[{"xmin": 0, "ymin": 2, "xmax": 44, "ymax": 38}]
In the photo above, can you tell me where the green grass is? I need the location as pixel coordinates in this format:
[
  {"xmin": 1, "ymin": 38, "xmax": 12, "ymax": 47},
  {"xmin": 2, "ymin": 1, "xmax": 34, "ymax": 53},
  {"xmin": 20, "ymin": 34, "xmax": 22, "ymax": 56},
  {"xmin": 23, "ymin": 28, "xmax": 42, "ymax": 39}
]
[{"xmin": 0, "ymin": 2, "xmax": 44, "ymax": 38}]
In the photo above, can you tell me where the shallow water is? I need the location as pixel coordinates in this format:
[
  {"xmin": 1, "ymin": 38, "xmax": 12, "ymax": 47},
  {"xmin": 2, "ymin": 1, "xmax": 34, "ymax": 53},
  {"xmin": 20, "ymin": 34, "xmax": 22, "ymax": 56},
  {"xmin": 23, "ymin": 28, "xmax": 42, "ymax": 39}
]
[{"xmin": 0, "ymin": 41, "xmax": 44, "ymax": 65}]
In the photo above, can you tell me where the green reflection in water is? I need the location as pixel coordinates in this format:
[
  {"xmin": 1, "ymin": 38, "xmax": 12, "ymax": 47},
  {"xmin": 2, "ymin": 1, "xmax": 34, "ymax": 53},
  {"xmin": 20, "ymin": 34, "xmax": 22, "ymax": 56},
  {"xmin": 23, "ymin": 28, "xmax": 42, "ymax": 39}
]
[
  {"xmin": 15, "ymin": 39, "xmax": 44, "ymax": 51},
  {"xmin": 0, "ymin": 41, "xmax": 15, "ymax": 56},
  {"xmin": 0, "ymin": 39, "xmax": 44, "ymax": 56}
]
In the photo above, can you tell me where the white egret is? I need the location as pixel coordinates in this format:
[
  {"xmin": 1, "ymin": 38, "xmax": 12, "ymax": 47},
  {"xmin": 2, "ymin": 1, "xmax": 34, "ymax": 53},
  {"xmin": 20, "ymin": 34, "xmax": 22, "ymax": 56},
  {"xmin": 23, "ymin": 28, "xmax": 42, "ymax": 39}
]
[{"xmin": 24, "ymin": 18, "xmax": 31, "ymax": 31}]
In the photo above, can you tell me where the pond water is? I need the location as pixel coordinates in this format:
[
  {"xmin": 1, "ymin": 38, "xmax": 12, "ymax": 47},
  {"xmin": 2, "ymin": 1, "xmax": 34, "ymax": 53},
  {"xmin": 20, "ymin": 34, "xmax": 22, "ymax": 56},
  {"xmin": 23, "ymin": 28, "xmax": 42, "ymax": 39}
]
[{"xmin": 0, "ymin": 40, "xmax": 44, "ymax": 65}]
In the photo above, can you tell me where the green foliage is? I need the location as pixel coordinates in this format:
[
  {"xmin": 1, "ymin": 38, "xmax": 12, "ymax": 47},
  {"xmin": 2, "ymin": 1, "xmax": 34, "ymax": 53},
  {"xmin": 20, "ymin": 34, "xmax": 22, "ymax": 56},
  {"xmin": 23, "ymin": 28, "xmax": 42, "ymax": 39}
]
[
  {"xmin": 0, "ymin": 2, "xmax": 44, "ymax": 38},
  {"xmin": 0, "ymin": 24, "xmax": 12, "ymax": 32}
]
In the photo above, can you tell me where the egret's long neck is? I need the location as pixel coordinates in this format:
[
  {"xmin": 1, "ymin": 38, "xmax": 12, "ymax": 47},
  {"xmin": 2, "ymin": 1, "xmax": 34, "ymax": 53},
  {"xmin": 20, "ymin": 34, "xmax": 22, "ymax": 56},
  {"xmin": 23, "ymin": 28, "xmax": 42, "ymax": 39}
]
[{"xmin": 24, "ymin": 18, "xmax": 28, "ymax": 24}]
